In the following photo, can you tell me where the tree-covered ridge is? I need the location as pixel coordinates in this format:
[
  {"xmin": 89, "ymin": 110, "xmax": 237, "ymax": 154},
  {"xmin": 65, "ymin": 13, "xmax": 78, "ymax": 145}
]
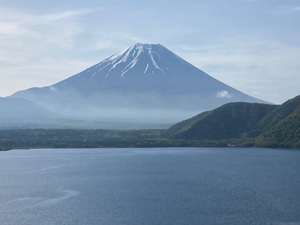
[
  {"xmin": 165, "ymin": 95, "xmax": 300, "ymax": 149},
  {"xmin": 256, "ymin": 106, "xmax": 300, "ymax": 148},
  {"xmin": 254, "ymin": 95, "xmax": 300, "ymax": 133},
  {"xmin": 165, "ymin": 102, "xmax": 277, "ymax": 140}
]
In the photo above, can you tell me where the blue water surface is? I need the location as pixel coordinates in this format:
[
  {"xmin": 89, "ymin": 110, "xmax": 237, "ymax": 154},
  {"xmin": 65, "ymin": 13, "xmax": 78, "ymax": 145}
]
[{"xmin": 0, "ymin": 147, "xmax": 299, "ymax": 225}]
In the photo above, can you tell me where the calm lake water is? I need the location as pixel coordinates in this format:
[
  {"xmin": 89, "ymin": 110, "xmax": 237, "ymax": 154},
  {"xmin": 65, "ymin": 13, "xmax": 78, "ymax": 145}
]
[{"xmin": 0, "ymin": 147, "xmax": 300, "ymax": 225}]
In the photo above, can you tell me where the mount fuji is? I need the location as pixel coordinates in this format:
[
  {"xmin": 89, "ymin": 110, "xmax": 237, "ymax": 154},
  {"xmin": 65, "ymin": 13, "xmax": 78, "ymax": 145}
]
[{"xmin": 10, "ymin": 43, "xmax": 266, "ymax": 128}]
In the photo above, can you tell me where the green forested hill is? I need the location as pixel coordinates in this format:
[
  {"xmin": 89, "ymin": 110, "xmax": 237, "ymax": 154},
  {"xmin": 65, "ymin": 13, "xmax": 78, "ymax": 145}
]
[
  {"xmin": 166, "ymin": 95, "xmax": 300, "ymax": 149},
  {"xmin": 165, "ymin": 102, "xmax": 277, "ymax": 140},
  {"xmin": 256, "ymin": 106, "xmax": 300, "ymax": 148},
  {"xmin": 254, "ymin": 95, "xmax": 300, "ymax": 133}
]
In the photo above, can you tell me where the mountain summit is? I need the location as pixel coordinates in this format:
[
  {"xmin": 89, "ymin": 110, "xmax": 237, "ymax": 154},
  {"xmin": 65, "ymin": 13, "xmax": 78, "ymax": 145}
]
[{"xmin": 10, "ymin": 43, "xmax": 266, "ymax": 128}]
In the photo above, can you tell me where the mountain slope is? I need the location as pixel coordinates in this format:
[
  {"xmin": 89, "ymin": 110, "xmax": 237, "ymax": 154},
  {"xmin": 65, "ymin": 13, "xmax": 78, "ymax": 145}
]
[
  {"xmin": 254, "ymin": 95, "xmax": 300, "ymax": 133},
  {"xmin": 0, "ymin": 97, "xmax": 60, "ymax": 128},
  {"xmin": 256, "ymin": 107, "xmax": 300, "ymax": 148},
  {"xmin": 10, "ymin": 43, "xmax": 266, "ymax": 127},
  {"xmin": 165, "ymin": 102, "xmax": 277, "ymax": 140},
  {"xmin": 255, "ymin": 96, "xmax": 300, "ymax": 148}
]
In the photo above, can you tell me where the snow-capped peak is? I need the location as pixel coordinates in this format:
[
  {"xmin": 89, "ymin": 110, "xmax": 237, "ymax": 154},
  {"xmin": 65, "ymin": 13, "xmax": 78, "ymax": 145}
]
[{"xmin": 93, "ymin": 43, "xmax": 168, "ymax": 78}]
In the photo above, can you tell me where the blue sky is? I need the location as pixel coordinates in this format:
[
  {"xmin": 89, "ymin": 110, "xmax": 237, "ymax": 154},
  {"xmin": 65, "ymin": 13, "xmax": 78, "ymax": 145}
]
[{"xmin": 0, "ymin": 0, "xmax": 299, "ymax": 103}]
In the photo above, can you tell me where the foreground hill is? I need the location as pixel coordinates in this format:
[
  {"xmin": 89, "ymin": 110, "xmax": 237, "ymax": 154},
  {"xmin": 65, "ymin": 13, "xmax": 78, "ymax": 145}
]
[
  {"xmin": 256, "ymin": 99, "xmax": 300, "ymax": 148},
  {"xmin": 166, "ymin": 95, "xmax": 300, "ymax": 148},
  {"xmin": 165, "ymin": 102, "xmax": 277, "ymax": 140},
  {"xmin": 253, "ymin": 95, "xmax": 300, "ymax": 134}
]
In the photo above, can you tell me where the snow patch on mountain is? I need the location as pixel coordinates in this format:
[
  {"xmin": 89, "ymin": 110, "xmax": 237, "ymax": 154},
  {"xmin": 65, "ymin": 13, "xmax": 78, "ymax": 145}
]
[
  {"xmin": 144, "ymin": 64, "xmax": 149, "ymax": 74},
  {"xmin": 149, "ymin": 51, "xmax": 166, "ymax": 74}
]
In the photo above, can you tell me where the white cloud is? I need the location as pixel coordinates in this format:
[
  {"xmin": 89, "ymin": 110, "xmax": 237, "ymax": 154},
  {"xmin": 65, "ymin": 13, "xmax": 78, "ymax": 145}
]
[
  {"xmin": 0, "ymin": 21, "xmax": 21, "ymax": 35},
  {"xmin": 291, "ymin": 6, "xmax": 300, "ymax": 12},
  {"xmin": 274, "ymin": 6, "xmax": 300, "ymax": 14},
  {"xmin": 0, "ymin": 7, "xmax": 104, "ymax": 96},
  {"xmin": 216, "ymin": 90, "xmax": 232, "ymax": 99},
  {"xmin": 40, "ymin": 9, "xmax": 102, "ymax": 22}
]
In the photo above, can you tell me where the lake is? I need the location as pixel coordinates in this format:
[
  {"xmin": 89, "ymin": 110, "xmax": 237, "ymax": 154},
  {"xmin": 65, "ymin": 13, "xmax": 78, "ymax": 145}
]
[{"xmin": 0, "ymin": 147, "xmax": 300, "ymax": 225}]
